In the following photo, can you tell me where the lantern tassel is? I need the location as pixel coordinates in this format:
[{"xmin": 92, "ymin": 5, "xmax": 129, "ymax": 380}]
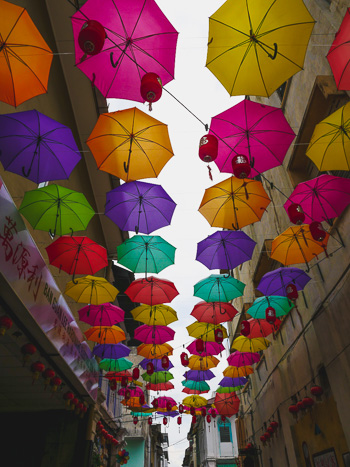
[
  {"xmin": 149, "ymin": 102, "xmax": 152, "ymax": 111},
  {"xmin": 207, "ymin": 165, "xmax": 213, "ymax": 181}
]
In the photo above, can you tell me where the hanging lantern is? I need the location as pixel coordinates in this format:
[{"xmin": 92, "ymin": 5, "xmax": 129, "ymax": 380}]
[
  {"xmin": 151, "ymin": 398, "xmax": 158, "ymax": 409},
  {"xmin": 286, "ymin": 283, "xmax": 298, "ymax": 301},
  {"xmin": 260, "ymin": 435, "xmax": 266, "ymax": 446},
  {"xmin": 206, "ymin": 414, "xmax": 211, "ymax": 424},
  {"xmin": 109, "ymin": 380, "xmax": 117, "ymax": 391},
  {"xmin": 63, "ymin": 391, "xmax": 74, "ymax": 408},
  {"xmin": 132, "ymin": 368, "xmax": 140, "ymax": 380},
  {"xmin": 264, "ymin": 432, "xmax": 271, "ymax": 442},
  {"xmin": 133, "ymin": 416, "xmax": 138, "ymax": 425},
  {"xmin": 302, "ymin": 397, "xmax": 314, "ymax": 409},
  {"xmin": 179, "ymin": 404, "xmax": 184, "ymax": 414},
  {"xmin": 78, "ymin": 20, "xmax": 106, "ymax": 56},
  {"xmin": 166, "ymin": 401, "xmax": 172, "ymax": 412},
  {"xmin": 139, "ymin": 394, "xmax": 145, "ymax": 406},
  {"xmin": 121, "ymin": 376, "xmax": 128, "ymax": 387},
  {"xmin": 310, "ymin": 385, "xmax": 323, "ymax": 401},
  {"xmin": 231, "ymin": 154, "xmax": 251, "ymax": 179},
  {"xmin": 309, "ymin": 221, "xmax": 326, "ymax": 242},
  {"xmin": 101, "ymin": 429, "xmax": 107, "ymax": 438},
  {"xmin": 71, "ymin": 397, "xmax": 79, "ymax": 410},
  {"xmin": 246, "ymin": 443, "xmax": 253, "ymax": 449},
  {"xmin": 0, "ymin": 315, "xmax": 13, "ymax": 336},
  {"xmin": 198, "ymin": 135, "xmax": 218, "ymax": 163},
  {"xmin": 297, "ymin": 400, "xmax": 305, "ymax": 411},
  {"xmin": 161, "ymin": 355, "xmax": 169, "ymax": 370},
  {"xmin": 214, "ymin": 328, "xmax": 224, "ymax": 344},
  {"xmin": 195, "ymin": 339, "xmax": 205, "ymax": 354},
  {"xmin": 201, "ymin": 407, "xmax": 207, "ymax": 417},
  {"xmin": 42, "ymin": 368, "xmax": 56, "ymax": 386},
  {"xmin": 270, "ymin": 421, "xmax": 279, "ymax": 431},
  {"xmin": 190, "ymin": 407, "xmax": 196, "ymax": 416},
  {"xmin": 50, "ymin": 376, "xmax": 62, "ymax": 392},
  {"xmin": 148, "ymin": 417, "xmax": 152, "ymax": 426},
  {"xmin": 221, "ymin": 415, "xmax": 226, "ymax": 423},
  {"xmin": 210, "ymin": 409, "xmax": 217, "ymax": 419},
  {"xmin": 125, "ymin": 389, "xmax": 131, "ymax": 401},
  {"xmin": 31, "ymin": 361, "xmax": 45, "ymax": 383},
  {"xmin": 241, "ymin": 320, "xmax": 250, "ymax": 337},
  {"xmin": 163, "ymin": 416, "xmax": 167, "ymax": 426},
  {"xmin": 20, "ymin": 343, "xmax": 37, "ymax": 365},
  {"xmin": 76, "ymin": 401, "xmax": 84, "ymax": 415},
  {"xmin": 140, "ymin": 73, "xmax": 162, "ymax": 110},
  {"xmin": 146, "ymin": 362, "xmax": 154, "ymax": 375},
  {"xmin": 180, "ymin": 352, "xmax": 189, "ymax": 367},
  {"xmin": 191, "ymin": 415, "xmax": 197, "ymax": 424},
  {"xmin": 265, "ymin": 306, "xmax": 276, "ymax": 324},
  {"xmin": 267, "ymin": 426, "xmax": 274, "ymax": 436},
  {"xmin": 177, "ymin": 416, "xmax": 182, "ymax": 426},
  {"xmin": 80, "ymin": 405, "xmax": 88, "ymax": 418},
  {"xmin": 287, "ymin": 203, "xmax": 305, "ymax": 225}
]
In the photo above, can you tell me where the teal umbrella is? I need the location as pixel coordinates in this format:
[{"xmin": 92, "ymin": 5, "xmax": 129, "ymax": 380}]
[
  {"xmin": 194, "ymin": 274, "xmax": 245, "ymax": 302},
  {"xmin": 247, "ymin": 296, "xmax": 294, "ymax": 319},
  {"xmin": 216, "ymin": 386, "xmax": 244, "ymax": 393},
  {"xmin": 99, "ymin": 357, "xmax": 133, "ymax": 372},
  {"xmin": 142, "ymin": 371, "xmax": 174, "ymax": 384},
  {"xmin": 182, "ymin": 380, "xmax": 210, "ymax": 392},
  {"xmin": 117, "ymin": 235, "xmax": 176, "ymax": 275}
]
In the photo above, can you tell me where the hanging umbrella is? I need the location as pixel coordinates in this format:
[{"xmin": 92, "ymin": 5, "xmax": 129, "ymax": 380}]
[
  {"xmin": 118, "ymin": 387, "xmax": 144, "ymax": 397},
  {"xmin": 218, "ymin": 377, "xmax": 248, "ymax": 387},
  {"xmin": 126, "ymin": 277, "xmax": 179, "ymax": 305},
  {"xmin": 246, "ymin": 319, "xmax": 281, "ymax": 339},
  {"xmin": 196, "ymin": 230, "xmax": 256, "ymax": 271},
  {"xmin": 92, "ymin": 343, "xmax": 130, "ymax": 359},
  {"xmin": 78, "ymin": 303, "xmax": 125, "ymax": 327},
  {"xmin": 0, "ymin": 1, "xmax": 53, "ymax": 106},
  {"xmin": 139, "ymin": 358, "xmax": 174, "ymax": 371},
  {"xmin": 206, "ymin": 0, "xmax": 315, "ymax": 97},
  {"xmin": 0, "ymin": 110, "xmax": 80, "ymax": 183},
  {"xmin": 187, "ymin": 340, "xmax": 225, "ymax": 356},
  {"xmin": 187, "ymin": 322, "xmax": 228, "ymax": 342},
  {"xmin": 284, "ymin": 174, "xmax": 350, "ymax": 224},
  {"xmin": 182, "ymin": 387, "xmax": 209, "ymax": 395},
  {"xmin": 257, "ymin": 267, "xmax": 311, "ymax": 297},
  {"xmin": 141, "ymin": 371, "xmax": 174, "ymax": 384},
  {"xmin": 223, "ymin": 366, "xmax": 254, "ymax": 378},
  {"xmin": 99, "ymin": 357, "xmax": 133, "ymax": 372},
  {"xmin": 271, "ymin": 225, "xmax": 329, "ymax": 268},
  {"xmin": 134, "ymin": 325, "xmax": 175, "ymax": 344},
  {"xmin": 191, "ymin": 301, "xmax": 238, "ymax": 325},
  {"xmin": 188, "ymin": 355, "xmax": 220, "ymax": 371},
  {"xmin": 227, "ymin": 351, "xmax": 260, "ymax": 367},
  {"xmin": 157, "ymin": 411, "xmax": 179, "ymax": 417},
  {"xmin": 131, "ymin": 304, "xmax": 178, "ymax": 326},
  {"xmin": 87, "ymin": 108, "xmax": 174, "ymax": 181},
  {"xmin": 183, "ymin": 395, "xmax": 208, "ymax": 408},
  {"xmin": 137, "ymin": 343, "xmax": 173, "ymax": 359},
  {"xmin": 184, "ymin": 370, "xmax": 215, "ymax": 382},
  {"xmin": 71, "ymin": 0, "xmax": 178, "ymax": 101},
  {"xmin": 214, "ymin": 392, "xmax": 240, "ymax": 417},
  {"xmin": 199, "ymin": 176, "xmax": 270, "ymax": 230},
  {"xmin": 231, "ymin": 336, "xmax": 270, "ymax": 353},
  {"xmin": 46, "ymin": 236, "xmax": 107, "ymax": 282},
  {"xmin": 216, "ymin": 386, "xmax": 243, "ymax": 394},
  {"xmin": 84, "ymin": 325, "xmax": 125, "ymax": 344},
  {"xmin": 156, "ymin": 397, "xmax": 177, "ymax": 409},
  {"xmin": 19, "ymin": 184, "xmax": 95, "ymax": 237},
  {"xmin": 210, "ymin": 100, "xmax": 295, "ymax": 177},
  {"xmin": 146, "ymin": 382, "xmax": 174, "ymax": 391},
  {"xmin": 182, "ymin": 380, "xmax": 211, "ymax": 392},
  {"xmin": 121, "ymin": 397, "xmax": 145, "ymax": 409},
  {"xmin": 65, "ymin": 275, "xmax": 119, "ymax": 305},
  {"xmin": 247, "ymin": 296, "xmax": 294, "ymax": 319},
  {"xmin": 105, "ymin": 370, "xmax": 132, "ymax": 381},
  {"xmin": 327, "ymin": 8, "xmax": 350, "ymax": 90},
  {"xmin": 306, "ymin": 102, "xmax": 350, "ymax": 171},
  {"xmin": 105, "ymin": 180, "xmax": 176, "ymax": 235},
  {"xmin": 194, "ymin": 274, "xmax": 245, "ymax": 303},
  {"xmin": 117, "ymin": 235, "xmax": 176, "ymax": 275}
]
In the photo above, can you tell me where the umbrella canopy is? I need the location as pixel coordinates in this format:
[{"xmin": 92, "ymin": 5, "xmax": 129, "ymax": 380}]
[
  {"xmin": 223, "ymin": 366, "xmax": 254, "ymax": 378},
  {"xmin": 246, "ymin": 319, "xmax": 281, "ymax": 339},
  {"xmin": 271, "ymin": 225, "xmax": 329, "ymax": 267},
  {"xmin": 184, "ymin": 370, "xmax": 215, "ymax": 381},
  {"xmin": 156, "ymin": 397, "xmax": 177, "ymax": 409},
  {"xmin": 247, "ymin": 296, "xmax": 294, "ymax": 319},
  {"xmin": 84, "ymin": 325, "xmax": 125, "ymax": 344},
  {"xmin": 99, "ymin": 357, "xmax": 133, "ymax": 372},
  {"xmin": 142, "ymin": 371, "xmax": 174, "ymax": 384},
  {"xmin": 105, "ymin": 370, "xmax": 132, "ymax": 381},
  {"xmin": 218, "ymin": 376, "xmax": 248, "ymax": 387},
  {"xmin": 196, "ymin": 230, "xmax": 256, "ymax": 271},
  {"xmin": 0, "ymin": 1, "xmax": 53, "ymax": 106},
  {"xmin": 210, "ymin": 100, "xmax": 295, "ymax": 177},
  {"xmin": 120, "ymin": 397, "xmax": 145, "ymax": 409},
  {"xmin": 327, "ymin": 8, "xmax": 350, "ymax": 91},
  {"xmin": 257, "ymin": 267, "xmax": 311, "ymax": 297},
  {"xmin": 157, "ymin": 410, "xmax": 179, "ymax": 417},
  {"xmin": 194, "ymin": 274, "xmax": 245, "ymax": 303},
  {"xmin": 183, "ymin": 395, "xmax": 208, "ymax": 408},
  {"xmin": 187, "ymin": 322, "xmax": 228, "ymax": 342},
  {"xmin": 126, "ymin": 277, "xmax": 179, "ymax": 305},
  {"xmin": 182, "ymin": 387, "xmax": 209, "ymax": 395},
  {"xmin": 306, "ymin": 102, "xmax": 350, "ymax": 171},
  {"xmin": 92, "ymin": 343, "xmax": 130, "ymax": 359},
  {"xmin": 216, "ymin": 386, "xmax": 243, "ymax": 394},
  {"xmin": 117, "ymin": 235, "xmax": 176, "ymax": 275},
  {"xmin": 118, "ymin": 387, "xmax": 144, "ymax": 397},
  {"xmin": 187, "ymin": 340, "xmax": 225, "ymax": 356},
  {"xmin": 137, "ymin": 343, "xmax": 173, "ymax": 359},
  {"xmin": 105, "ymin": 180, "xmax": 176, "ymax": 235},
  {"xmin": 19, "ymin": 184, "xmax": 95, "ymax": 237},
  {"xmin": 146, "ymin": 382, "xmax": 174, "ymax": 391},
  {"xmin": 214, "ymin": 392, "xmax": 240, "ymax": 417},
  {"xmin": 182, "ymin": 380, "xmax": 211, "ymax": 392},
  {"xmin": 206, "ymin": 0, "xmax": 314, "ymax": 97},
  {"xmin": 131, "ymin": 304, "xmax": 178, "ymax": 326},
  {"xmin": 134, "ymin": 325, "xmax": 175, "ymax": 345},
  {"xmin": 71, "ymin": 0, "xmax": 178, "ymax": 101},
  {"xmin": 231, "ymin": 336, "xmax": 270, "ymax": 353},
  {"xmin": 188, "ymin": 355, "xmax": 220, "ymax": 371},
  {"xmin": 65, "ymin": 275, "xmax": 119, "ymax": 305},
  {"xmin": 0, "ymin": 110, "xmax": 80, "ymax": 183},
  {"xmin": 199, "ymin": 176, "xmax": 270, "ymax": 230},
  {"xmin": 87, "ymin": 108, "xmax": 174, "ymax": 181},
  {"xmin": 284, "ymin": 174, "xmax": 350, "ymax": 224},
  {"xmin": 78, "ymin": 303, "xmax": 125, "ymax": 327},
  {"xmin": 191, "ymin": 301, "xmax": 238, "ymax": 325},
  {"xmin": 227, "ymin": 351, "xmax": 260, "ymax": 367},
  {"xmin": 139, "ymin": 358, "xmax": 174, "ymax": 371}
]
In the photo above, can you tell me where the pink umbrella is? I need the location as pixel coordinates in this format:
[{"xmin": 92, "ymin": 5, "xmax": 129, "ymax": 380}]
[
  {"xmin": 118, "ymin": 387, "xmax": 144, "ymax": 397},
  {"xmin": 156, "ymin": 396, "xmax": 177, "ymax": 409},
  {"xmin": 227, "ymin": 351, "xmax": 260, "ymax": 367},
  {"xmin": 210, "ymin": 99, "xmax": 295, "ymax": 177},
  {"xmin": 134, "ymin": 325, "xmax": 175, "ymax": 344},
  {"xmin": 78, "ymin": 303, "xmax": 124, "ymax": 326},
  {"xmin": 187, "ymin": 340, "xmax": 225, "ymax": 356}
]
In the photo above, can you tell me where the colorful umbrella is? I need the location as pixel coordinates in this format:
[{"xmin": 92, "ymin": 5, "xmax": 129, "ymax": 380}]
[
  {"xmin": 78, "ymin": 303, "xmax": 125, "ymax": 327},
  {"xmin": 121, "ymin": 397, "xmax": 145, "ymax": 409},
  {"xmin": 137, "ymin": 343, "xmax": 173, "ymax": 359},
  {"xmin": 246, "ymin": 319, "xmax": 281, "ymax": 339},
  {"xmin": 99, "ymin": 357, "xmax": 133, "ymax": 372},
  {"xmin": 0, "ymin": 1, "xmax": 53, "ymax": 106},
  {"xmin": 146, "ymin": 382, "xmax": 174, "ymax": 391},
  {"xmin": 214, "ymin": 392, "xmax": 240, "ymax": 417},
  {"xmin": 231, "ymin": 336, "xmax": 270, "ymax": 353},
  {"xmin": 92, "ymin": 343, "xmax": 130, "ymax": 359},
  {"xmin": 199, "ymin": 176, "xmax": 270, "ymax": 230},
  {"xmin": 19, "ymin": 184, "xmax": 95, "ymax": 237},
  {"xmin": 206, "ymin": 0, "xmax": 314, "ymax": 97},
  {"xmin": 182, "ymin": 380, "xmax": 211, "ymax": 392},
  {"xmin": 216, "ymin": 386, "xmax": 243, "ymax": 394},
  {"xmin": 117, "ymin": 235, "xmax": 176, "ymax": 275},
  {"xmin": 187, "ymin": 340, "xmax": 225, "ymax": 357},
  {"xmin": 182, "ymin": 387, "xmax": 209, "ymax": 395},
  {"xmin": 193, "ymin": 274, "xmax": 245, "ymax": 302},
  {"xmin": 142, "ymin": 371, "xmax": 174, "ymax": 384},
  {"xmin": 157, "ymin": 411, "xmax": 179, "ymax": 417},
  {"xmin": 227, "ymin": 351, "xmax": 260, "ymax": 367},
  {"xmin": 105, "ymin": 370, "xmax": 132, "ymax": 381},
  {"xmin": 184, "ymin": 370, "xmax": 215, "ymax": 382},
  {"xmin": 126, "ymin": 277, "xmax": 179, "ymax": 305},
  {"xmin": 218, "ymin": 377, "xmax": 248, "ymax": 387},
  {"xmin": 196, "ymin": 230, "xmax": 256, "ymax": 271},
  {"xmin": 65, "ymin": 275, "xmax": 119, "ymax": 305},
  {"xmin": 188, "ymin": 355, "xmax": 220, "ymax": 371},
  {"xmin": 139, "ymin": 358, "xmax": 174, "ymax": 371},
  {"xmin": 257, "ymin": 267, "xmax": 311, "ymax": 297},
  {"xmin": 156, "ymin": 397, "xmax": 177, "ymax": 409},
  {"xmin": 223, "ymin": 366, "xmax": 254, "ymax": 378},
  {"xmin": 187, "ymin": 322, "xmax": 228, "ymax": 342},
  {"xmin": 84, "ymin": 325, "xmax": 125, "ymax": 344},
  {"xmin": 105, "ymin": 180, "xmax": 176, "ymax": 235},
  {"xmin": 210, "ymin": 100, "xmax": 295, "ymax": 177},
  {"xmin": 271, "ymin": 225, "xmax": 329, "ymax": 267},
  {"xmin": 71, "ymin": 0, "xmax": 178, "ymax": 101},
  {"xmin": 131, "ymin": 304, "xmax": 178, "ymax": 326},
  {"xmin": 182, "ymin": 395, "xmax": 208, "ymax": 408},
  {"xmin": 306, "ymin": 102, "xmax": 350, "ymax": 171},
  {"xmin": 134, "ymin": 325, "xmax": 175, "ymax": 344},
  {"xmin": 118, "ymin": 387, "xmax": 144, "ymax": 397},
  {"xmin": 191, "ymin": 301, "xmax": 238, "ymax": 325},
  {"xmin": 87, "ymin": 108, "xmax": 174, "ymax": 181},
  {"xmin": 327, "ymin": 8, "xmax": 350, "ymax": 91},
  {"xmin": 247, "ymin": 296, "xmax": 294, "ymax": 319}
]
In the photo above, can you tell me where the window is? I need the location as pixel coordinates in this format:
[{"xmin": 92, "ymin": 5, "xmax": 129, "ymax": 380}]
[{"xmin": 219, "ymin": 425, "xmax": 231, "ymax": 443}]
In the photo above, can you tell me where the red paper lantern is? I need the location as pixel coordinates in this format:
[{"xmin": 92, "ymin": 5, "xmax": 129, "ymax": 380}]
[
  {"xmin": 101, "ymin": 429, "xmax": 107, "ymax": 438},
  {"xmin": 148, "ymin": 417, "xmax": 152, "ymax": 425},
  {"xmin": 241, "ymin": 320, "xmax": 250, "ymax": 337},
  {"xmin": 210, "ymin": 409, "xmax": 217, "ymax": 419},
  {"xmin": 163, "ymin": 416, "xmax": 167, "ymax": 426},
  {"xmin": 109, "ymin": 380, "xmax": 117, "ymax": 391},
  {"xmin": 71, "ymin": 397, "xmax": 79, "ymax": 410},
  {"xmin": 302, "ymin": 397, "xmax": 314, "ymax": 409},
  {"xmin": 140, "ymin": 73, "xmax": 162, "ymax": 110},
  {"xmin": 121, "ymin": 376, "xmax": 128, "ymax": 387},
  {"xmin": 297, "ymin": 400, "xmax": 305, "ymax": 411},
  {"xmin": 309, "ymin": 221, "xmax": 326, "ymax": 242},
  {"xmin": 133, "ymin": 416, "xmax": 138, "ymax": 425},
  {"xmin": 139, "ymin": 394, "xmax": 145, "ymax": 406},
  {"xmin": 286, "ymin": 283, "xmax": 298, "ymax": 301},
  {"xmin": 146, "ymin": 362, "xmax": 154, "ymax": 375},
  {"xmin": 267, "ymin": 426, "xmax": 274, "ymax": 436},
  {"xmin": 63, "ymin": 391, "xmax": 74, "ymax": 408},
  {"xmin": 200, "ymin": 407, "xmax": 206, "ymax": 417},
  {"xmin": 20, "ymin": 343, "xmax": 37, "ymax": 364},
  {"xmin": 260, "ymin": 435, "xmax": 266, "ymax": 445},
  {"xmin": 206, "ymin": 414, "xmax": 211, "ymax": 424},
  {"xmin": 288, "ymin": 404, "xmax": 298, "ymax": 419},
  {"xmin": 221, "ymin": 415, "xmax": 226, "ymax": 423},
  {"xmin": 76, "ymin": 402, "xmax": 84, "ymax": 415},
  {"xmin": 177, "ymin": 416, "xmax": 182, "ymax": 425},
  {"xmin": 161, "ymin": 355, "xmax": 169, "ymax": 370},
  {"xmin": 78, "ymin": 20, "xmax": 106, "ymax": 56},
  {"xmin": 31, "ymin": 361, "xmax": 45, "ymax": 382},
  {"xmin": 192, "ymin": 415, "xmax": 197, "ymax": 424},
  {"xmin": 50, "ymin": 376, "xmax": 62, "ymax": 392},
  {"xmin": 195, "ymin": 339, "xmax": 205, "ymax": 354},
  {"xmin": 231, "ymin": 154, "xmax": 251, "ymax": 179},
  {"xmin": 180, "ymin": 352, "xmax": 189, "ymax": 367},
  {"xmin": 198, "ymin": 135, "xmax": 218, "ymax": 163},
  {"xmin": 214, "ymin": 328, "xmax": 224, "ymax": 344},
  {"xmin": 179, "ymin": 404, "xmax": 184, "ymax": 414},
  {"xmin": 151, "ymin": 398, "xmax": 158, "ymax": 409},
  {"xmin": 132, "ymin": 368, "xmax": 140, "ymax": 380},
  {"xmin": 264, "ymin": 431, "xmax": 271, "ymax": 440},
  {"xmin": 246, "ymin": 443, "xmax": 253, "ymax": 449},
  {"xmin": 0, "ymin": 315, "xmax": 13, "ymax": 336},
  {"xmin": 287, "ymin": 203, "xmax": 305, "ymax": 225},
  {"xmin": 190, "ymin": 407, "xmax": 196, "ymax": 416},
  {"xmin": 310, "ymin": 385, "xmax": 323, "ymax": 401},
  {"xmin": 270, "ymin": 421, "xmax": 279, "ymax": 430},
  {"xmin": 166, "ymin": 401, "xmax": 172, "ymax": 412},
  {"xmin": 265, "ymin": 306, "xmax": 276, "ymax": 324}
]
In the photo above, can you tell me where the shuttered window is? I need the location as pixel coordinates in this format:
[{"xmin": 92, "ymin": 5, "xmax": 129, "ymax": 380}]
[{"xmin": 219, "ymin": 425, "xmax": 231, "ymax": 443}]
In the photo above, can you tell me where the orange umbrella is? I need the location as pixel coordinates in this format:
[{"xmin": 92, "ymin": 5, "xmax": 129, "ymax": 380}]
[
  {"xmin": 137, "ymin": 343, "xmax": 173, "ymax": 359},
  {"xmin": 271, "ymin": 225, "xmax": 329, "ymax": 268},
  {"xmin": 199, "ymin": 176, "xmax": 270, "ymax": 230},
  {"xmin": 84, "ymin": 325, "xmax": 125, "ymax": 344},
  {"xmin": 223, "ymin": 366, "xmax": 254, "ymax": 378},
  {"xmin": 87, "ymin": 107, "xmax": 174, "ymax": 182},
  {"xmin": 188, "ymin": 355, "xmax": 220, "ymax": 371},
  {"xmin": 0, "ymin": 1, "xmax": 53, "ymax": 106}
]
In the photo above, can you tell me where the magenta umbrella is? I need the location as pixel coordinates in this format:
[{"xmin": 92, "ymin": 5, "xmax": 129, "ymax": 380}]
[
  {"xmin": 210, "ymin": 99, "xmax": 295, "ymax": 177},
  {"xmin": 118, "ymin": 387, "xmax": 144, "ymax": 397},
  {"xmin": 78, "ymin": 303, "xmax": 124, "ymax": 326},
  {"xmin": 227, "ymin": 351, "xmax": 260, "ymax": 367},
  {"xmin": 134, "ymin": 325, "xmax": 175, "ymax": 344},
  {"xmin": 71, "ymin": 0, "xmax": 178, "ymax": 101},
  {"xmin": 187, "ymin": 340, "xmax": 224, "ymax": 356},
  {"xmin": 156, "ymin": 396, "xmax": 177, "ymax": 409}
]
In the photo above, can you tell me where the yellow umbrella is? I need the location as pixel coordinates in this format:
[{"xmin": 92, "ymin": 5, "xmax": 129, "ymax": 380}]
[
  {"xmin": 188, "ymin": 355, "xmax": 220, "ymax": 371},
  {"xmin": 223, "ymin": 366, "xmax": 254, "ymax": 378},
  {"xmin": 206, "ymin": 0, "xmax": 315, "ymax": 97},
  {"xmin": 231, "ymin": 336, "xmax": 270, "ymax": 353},
  {"xmin": 131, "ymin": 304, "xmax": 178, "ymax": 326},
  {"xmin": 186, "ymin": 322, "xmax": 228, "ymax": 342},
  {"xmin": 199, "ymin": 176, "xmax": 270, "ymax": 230},
  {"xmin": 183, "ymin": 395, "xmax": 208, "ymax": 408},
  {"xmin": 306, "ymin": 102, "xmax": 350, "ymax": 171},
  {"xmin": 87, "ymin": 107, "xmax": 174, "ymax": 182},
  {"xmin": 84, "ymin": 325, "xmax": 125, "ymax": 344},
  {"xmin": 137, "ymin": 343, "xmax": 173, "ymax": 359},
  {"xmin": 65, "ymin": 275, "xmax": 119, "ymax": 305}
]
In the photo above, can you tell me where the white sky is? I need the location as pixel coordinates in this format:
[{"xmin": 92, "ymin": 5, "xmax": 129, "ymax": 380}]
[{"xmin": 109, "ymin": 1, "xmax": 242, "ymax": 465}]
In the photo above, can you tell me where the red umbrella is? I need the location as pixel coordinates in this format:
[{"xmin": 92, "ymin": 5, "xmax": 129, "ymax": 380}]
[
  {"xmin": 125, "ymin": 276, "xmax": 179, "ymax": 305},
  {"xmin": 146, "ymin": 382, "xmax": 174, "ymax": 391},
  {"xmin": 182, "ymin": 387, "xmax": 210, "ymax": 395},
  {"xmin": 327, "ymin": 8, "xmax": 350, "ymax": 90},
  {"xmin": 214, "ymin": 392, "xmax": 240, "ymax": 417},
  {"xmin": 105, "ymin": 370, "xmax": 132, "ymax": 382},
  {"xmin": 191, "ymin": 301, "xmax": 238, "ymax": 324},
  {"xmin": 246, "ymin": 319, "xmax": 281, "ymax": 339}
]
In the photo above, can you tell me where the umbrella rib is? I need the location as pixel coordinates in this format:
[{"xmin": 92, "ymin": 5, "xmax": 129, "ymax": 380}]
[{"xmin": 3, "ymin": 9, "xmax": 25, "ymax": 43}]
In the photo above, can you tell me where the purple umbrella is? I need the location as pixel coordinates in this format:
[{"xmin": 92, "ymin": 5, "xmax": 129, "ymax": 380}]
[
  {"xmin": 78, "ymin": 303, "xmax": 125, "ymax": 326},
  {"xmin": 257, "ymin": 267, "xmax": 311, "ymax": 297},
  {"xmin": 196, "ymin": 230, "xmax": 256, "ymax": 270},
  {"xmin": 219, "ymin": 377, "xmax": 248, "ymax": 387},
  {"xmin": 139, "ymin": 358, "xmax": 174, "ymax": 371},
  {"xmin": 184, "ymin": 370, "xmax": 215, "ymax": 381},
  {"xmin": 284, "ymin": 174, "xmax": 350, "ymax": 224},
  {"xmin": 105, "ymin": 180, "xmax": 176, "ymax": 234},
  {"xmin": 157, "ymin": 411, "xmax": 179, "ymax": 417},
  {"xmin": 210, "ymin": 99, "xmax": 295, "ymax": 178},
  {"xmin": 92, "ymin": 343, "xmax": 131, "ymax": 359},
  {"xmin": 227, "ymin": 351, "xmax": 260, "ymax": 367},
  {"xmin": 186, "ymin": 340, "xmax": 224, "ymax": 356},
  {"xmin": 0, "ymin": 110, "xmax": 81, "ymax": 183},
  {"xmin": 134, "ymin": 325, "xmax": 175, "ymax": 344}
]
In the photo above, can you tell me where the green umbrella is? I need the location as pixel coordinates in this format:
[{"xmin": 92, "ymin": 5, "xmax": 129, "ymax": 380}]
[
  {"xmin": 141, "ymin": 371, "xmax": 174, "ymax": 384},
  {"xmin": 247, "ymin": 296, "xmax": 294, "ymax": 319},
  {"xmin": 117, "ymin": 235, "xmax": 176, "ymax": 275},
  {"xmin": 216, "ymin": 386, "xmax": 244, "ymax": 393},
  {"xmin": 182, "ymin": 380, "xmax": 210, "ymax": 392},
  {"xmin": 194, "ymin": 274, "xmax": 245, "ymax": 302},
  {"xmin": 99, "ymin": 357, "xmax": 133, "ymax": 372},
  {"xmin": 19, "ymin": 184, "xmax": 95, "ymax": 237}
]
